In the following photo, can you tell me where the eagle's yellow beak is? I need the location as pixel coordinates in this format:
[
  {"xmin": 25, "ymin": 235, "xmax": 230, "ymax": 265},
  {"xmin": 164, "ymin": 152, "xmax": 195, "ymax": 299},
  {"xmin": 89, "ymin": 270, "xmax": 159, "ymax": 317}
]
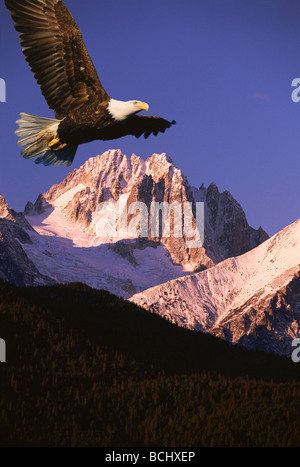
[{"xmin": 138, "ymin": 102, "xmax": 149, "ymax": 111}]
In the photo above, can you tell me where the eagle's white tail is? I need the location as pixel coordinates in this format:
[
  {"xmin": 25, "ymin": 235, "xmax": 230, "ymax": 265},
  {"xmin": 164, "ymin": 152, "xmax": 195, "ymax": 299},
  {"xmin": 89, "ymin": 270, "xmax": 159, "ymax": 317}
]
[{"xmin": 15, "ymin": 113, "xmax": 78, "ymax": 167}]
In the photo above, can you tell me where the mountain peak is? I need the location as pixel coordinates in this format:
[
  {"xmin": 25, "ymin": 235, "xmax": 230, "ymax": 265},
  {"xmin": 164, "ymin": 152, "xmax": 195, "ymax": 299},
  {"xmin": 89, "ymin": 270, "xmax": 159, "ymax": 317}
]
[
  {"xmin": 147, "ymin": 152, "xmax": 174, "ymax": 166},
  {"xmin": 0, "ymin": 195, "xmax": 10, "ymax": 219},
  {"xmin": 0, "ymin": 195, "xmax": 23, "ymax": 224},
  {"xmin": 0, "ymin": 194, "xmax": 8, "ymax": 207},
  {"xmin": 24, "ymin": 150, "xmax": 268, "ymax": 274},
  {"xmin": 146, "ymin": 152, "xmax": 174, "ymax": 173},
  {"xmin": 130, "ymin": 218, "xmax": 300, "ymax": 356},
  {"xmin": 0, "ymin": 196, "xmax": 53, "ymax": 287}
]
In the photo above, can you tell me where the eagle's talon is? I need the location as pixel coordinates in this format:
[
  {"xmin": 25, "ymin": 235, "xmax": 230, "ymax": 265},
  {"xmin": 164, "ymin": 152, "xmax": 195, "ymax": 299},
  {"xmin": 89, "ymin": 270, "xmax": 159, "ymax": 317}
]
[
  {"xmin": 48, "ymin": 137, "xmax": 60, "ymax": 148},
  {"xmin": 49, "ymin": 138, "xmax": 67, "ymax": 151}
]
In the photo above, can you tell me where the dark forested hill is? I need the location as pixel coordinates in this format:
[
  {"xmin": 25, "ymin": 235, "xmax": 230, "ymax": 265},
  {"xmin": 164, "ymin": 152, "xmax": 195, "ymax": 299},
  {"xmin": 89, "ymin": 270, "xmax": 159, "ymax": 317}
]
[{"xmin": 0, "ymin": 281, "xmax": 299, "ymax": 447}]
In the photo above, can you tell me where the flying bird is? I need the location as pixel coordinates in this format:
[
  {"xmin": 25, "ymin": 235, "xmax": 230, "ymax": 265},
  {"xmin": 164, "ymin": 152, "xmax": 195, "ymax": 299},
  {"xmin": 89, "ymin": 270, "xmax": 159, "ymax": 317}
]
[{"xmin": 5, "ymin": 0, "xmax": 176, "ymax": 167}]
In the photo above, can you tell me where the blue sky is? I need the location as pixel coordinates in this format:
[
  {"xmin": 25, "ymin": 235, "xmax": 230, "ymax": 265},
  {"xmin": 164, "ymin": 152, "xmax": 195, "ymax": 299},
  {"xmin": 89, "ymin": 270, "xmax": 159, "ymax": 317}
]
[{"xmin": 0, "ymin": 0, "xmax": 299, "ymax": 236}]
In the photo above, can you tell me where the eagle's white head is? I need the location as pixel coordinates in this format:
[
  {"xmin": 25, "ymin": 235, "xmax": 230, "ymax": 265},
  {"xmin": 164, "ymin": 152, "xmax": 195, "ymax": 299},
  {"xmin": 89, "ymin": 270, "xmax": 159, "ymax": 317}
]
[{"xmin": 108, "ymin": 99, "xmax": 149, "ymax": 121}]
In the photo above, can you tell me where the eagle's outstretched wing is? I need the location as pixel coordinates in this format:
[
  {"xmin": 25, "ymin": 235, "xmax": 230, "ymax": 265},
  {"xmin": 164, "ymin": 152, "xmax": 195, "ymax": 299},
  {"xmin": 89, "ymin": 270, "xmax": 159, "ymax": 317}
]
[
  {"xmin": 5, "ymin": 0, "xmax": 109, "ymax": 119},
  {"xmin": 101, "ymin": 116, "xmax": 176, "ymax": 140}
]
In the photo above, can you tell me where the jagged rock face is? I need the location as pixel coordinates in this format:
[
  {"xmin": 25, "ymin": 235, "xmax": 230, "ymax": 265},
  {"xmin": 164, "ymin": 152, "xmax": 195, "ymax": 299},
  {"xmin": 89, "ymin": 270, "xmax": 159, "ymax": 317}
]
[
  {"xmin": 0, "ymin": 195, "xmax": 35, "ymax": 231},
  {"xmin": 24, "ymin": 194, "xmax": 47, "ymax": 216},
  {"xmin": 210, "ymin": 272, "xmax": 300, "ymax": 357},
  {"xmin": 27, "ymin": 150, "xmax": 268, "ymax": 271},
  {"xmin": 0, "ymin": 196, "xmax": 53, "ymax": 287},
  {"xmin": 129, "ymin": 220, "xmax": 300, "ymax": 357},
  {"xmin": 1, "ymin": 151, "xmax": 297, "ymax": 357},
  {"xmin": 193, "ymin": 183, "xmax": 269, "ymax": 263}
]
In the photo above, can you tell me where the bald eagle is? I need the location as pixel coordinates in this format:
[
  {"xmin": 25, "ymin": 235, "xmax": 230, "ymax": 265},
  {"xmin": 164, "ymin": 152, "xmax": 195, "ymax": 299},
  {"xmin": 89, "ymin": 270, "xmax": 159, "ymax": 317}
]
[{"xmin": 5, "ymin": 0, "xmax": 176, "ymax": 167}]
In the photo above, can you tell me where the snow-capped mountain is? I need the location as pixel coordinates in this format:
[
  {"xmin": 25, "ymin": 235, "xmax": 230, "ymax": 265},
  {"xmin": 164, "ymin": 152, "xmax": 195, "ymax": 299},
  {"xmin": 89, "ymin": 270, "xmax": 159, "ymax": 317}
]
[
  {"xmin": 21, "ymin": 150, "xmax": 267, "ymax": 298},
  {"xmin": 129, "ymin": 219, "xmax": 300, "ymax": 356},
  {"xmin": 0, "ymin": 149, "xmax": 268, "ymax": 296},
  {"xmin": 1, "ymin": 149, "xmax": 297, "ymax": 356},
  {"xmin": 0, "ymin": 195, "xmax": 53, "ymax": 286}
]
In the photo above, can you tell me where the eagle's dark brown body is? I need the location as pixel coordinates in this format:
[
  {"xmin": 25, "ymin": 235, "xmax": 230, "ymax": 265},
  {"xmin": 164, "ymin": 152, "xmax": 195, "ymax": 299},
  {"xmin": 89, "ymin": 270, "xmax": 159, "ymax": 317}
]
[
  {"xmin": 5, "ymin": 0, "xmax": 175, "ymax": 166},
  {"xmin": 58, "ymin": 105, "xmax": 175, "ymax": 147}
]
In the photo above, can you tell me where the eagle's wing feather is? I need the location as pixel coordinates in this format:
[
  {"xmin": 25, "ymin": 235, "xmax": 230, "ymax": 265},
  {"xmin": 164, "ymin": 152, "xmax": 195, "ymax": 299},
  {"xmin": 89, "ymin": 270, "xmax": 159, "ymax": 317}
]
[
  {"xmin": 123, "ymin": 116, "xmax": 176, "ymax": 139},
  {"xmin": 5, "ymin": 0, "xmax": 109, "ymax": 119},
  {"xmin": 102, "ymin": 116, "xmax": 176, "ymax": 140}
]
